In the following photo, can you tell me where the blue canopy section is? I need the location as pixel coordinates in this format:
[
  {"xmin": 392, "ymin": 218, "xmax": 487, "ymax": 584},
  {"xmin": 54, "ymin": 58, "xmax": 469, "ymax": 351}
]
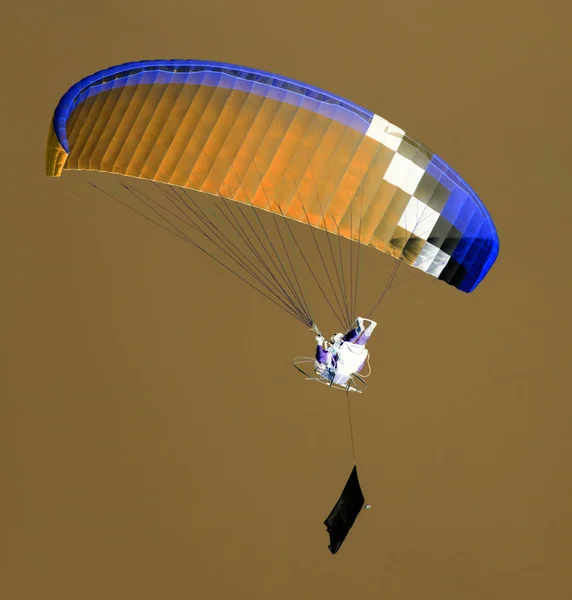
[
  {"xmin": 52, "ymin": 59, "xmax": 374, "ymax": 155},
  {"xmin": 428, "ymin": 156, "xmax": 499, "ymax": 292}
]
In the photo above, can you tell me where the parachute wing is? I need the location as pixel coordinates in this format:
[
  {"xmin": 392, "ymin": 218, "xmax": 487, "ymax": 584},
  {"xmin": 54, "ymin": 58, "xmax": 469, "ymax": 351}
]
[{"xmin": 47, "ymin": 59, "xmax": 498, "ymax": 292}]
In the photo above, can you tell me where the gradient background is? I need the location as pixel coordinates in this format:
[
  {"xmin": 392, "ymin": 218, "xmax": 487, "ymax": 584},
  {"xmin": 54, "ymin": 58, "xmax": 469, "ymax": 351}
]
[{"xmin": 1, "ymin": 0, "xmax": 571, "ymax": 598}]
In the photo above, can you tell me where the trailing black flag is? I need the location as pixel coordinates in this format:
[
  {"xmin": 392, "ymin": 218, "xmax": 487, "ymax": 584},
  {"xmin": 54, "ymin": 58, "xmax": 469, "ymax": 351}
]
[{"xmin": 323, "ymin": 466, "xmax": 366, "ymax": 554}]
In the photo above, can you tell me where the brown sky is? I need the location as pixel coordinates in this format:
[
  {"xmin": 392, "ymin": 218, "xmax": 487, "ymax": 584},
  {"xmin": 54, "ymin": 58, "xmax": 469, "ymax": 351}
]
[{"xmin": 2, "ymin": 0, "xmax": 572, "ymax": 598}]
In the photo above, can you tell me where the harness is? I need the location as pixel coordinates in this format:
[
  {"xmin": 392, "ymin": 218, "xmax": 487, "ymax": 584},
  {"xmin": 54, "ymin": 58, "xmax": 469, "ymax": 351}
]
[{"xmin": 320, "ymin": 338, "xmax": 369, "ymax": 386}]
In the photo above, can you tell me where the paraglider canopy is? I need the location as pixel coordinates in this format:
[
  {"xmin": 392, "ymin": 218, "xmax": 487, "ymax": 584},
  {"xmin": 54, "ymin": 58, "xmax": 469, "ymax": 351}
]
[{"xmin": 47, "ymin": 59, "xmax": 499, "ymax": 300}]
